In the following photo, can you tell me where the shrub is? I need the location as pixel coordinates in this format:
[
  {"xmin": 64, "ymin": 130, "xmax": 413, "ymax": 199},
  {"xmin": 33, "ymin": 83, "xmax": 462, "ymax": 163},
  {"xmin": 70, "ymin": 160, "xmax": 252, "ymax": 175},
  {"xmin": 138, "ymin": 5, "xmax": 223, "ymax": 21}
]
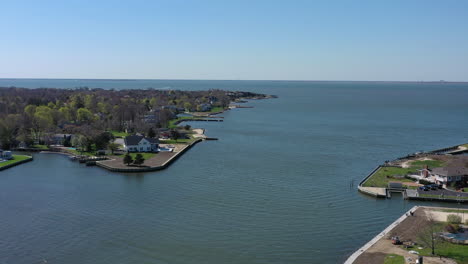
[
  {"xmin": 419, "ymin": 179, "xmax": 432, "ymax": 185},
  {"xmin": 447, "ymin": 214, "xmax": 462, "ymax": 224},
  {"xmin": 445, "ymin": 224, "xmax": 458, "ymax": 234}
]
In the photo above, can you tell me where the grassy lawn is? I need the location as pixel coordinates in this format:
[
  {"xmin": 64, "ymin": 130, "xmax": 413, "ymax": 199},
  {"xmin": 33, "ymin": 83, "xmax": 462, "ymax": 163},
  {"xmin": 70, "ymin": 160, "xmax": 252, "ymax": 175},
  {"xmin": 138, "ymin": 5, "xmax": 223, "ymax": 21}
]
[
  {"xmin": 363, "ymin": 167, "xmax": 416, "ymax": 187},
  {"xmin": 384, "ymin": 254, "xmax": 404, "ymax": 264},
  {"xmin": 410, "ymin": 160, "xmax": 445, "ymax": 169},
  {"xmin": 363, "ymin": 159, "xmax": 446, "ymax": 188},
  {"xmin": 109, "ymin": 130, "xmax": 130, "ymax": 137},
  {"xmin": 416, "ymin": 240, "xmax": 468, "ymax": 264},
  {"xmin": 168, "ymin": 116, "xmax": 195, "ymax": 129},
  {"xmin": 210, "ymin": 106, "xmax": 225, "ymax": 113},
  {"xmin": 32, "ymin": 144, "xmax": 49, "ymax": 150},
  {"xmin": 0, "ymin": 155, "xmax": 31, "ymax": 168},
  {"xmin": 401, "ymin": 221, "xmax": 468, "ymax": 264}
]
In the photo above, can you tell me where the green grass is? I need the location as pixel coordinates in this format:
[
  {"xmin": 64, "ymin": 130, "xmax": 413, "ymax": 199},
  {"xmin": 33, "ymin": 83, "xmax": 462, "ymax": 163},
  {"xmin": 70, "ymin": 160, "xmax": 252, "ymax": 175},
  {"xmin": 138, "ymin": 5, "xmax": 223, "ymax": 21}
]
[
  {"xmin": 410, "ymin": 160, "xmax": 445, "ymax": 169},
  {"xmin": 0, "ymin": 155, "xmax": 31, "ymax": 168},
  {"xmin": 403, "ymin": 222, "xmax": 468, "ymax": 264},
  {"xmin": 464, "ymin": 188, "xmax": 468, "ymax": 192},
  {"xmin": 363, "ymin": 159, "xmax": 446, "ymax": 188},
  {"xmin": 363, "ymin": 167, "xmax": 416, "ymax": 187},
  {"xmin": 384, "ymin": 254, "xmax": 405, "ymax": 264},
  {"xmin": 109, "ymin": 130, "xmax": 130, "ymax": 137},
  {"xmin": 416, "ymin": 241, "xmax": 468, "ymax": 264},
  {"xmin": 210, "ymin": 106, "xmax": 225, "ymax": 113},
  {"xmin": 168, "ymin": 116, "xmax": 195, "ymax": 129},
  {"xmin": 31, "ymin": 144, "xmax": 49, "ymax": 150}
]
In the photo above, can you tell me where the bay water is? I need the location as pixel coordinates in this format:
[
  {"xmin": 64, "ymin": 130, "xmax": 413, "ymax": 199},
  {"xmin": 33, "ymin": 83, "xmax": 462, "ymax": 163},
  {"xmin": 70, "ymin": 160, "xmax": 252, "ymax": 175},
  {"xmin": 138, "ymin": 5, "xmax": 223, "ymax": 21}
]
[{"xmin": 1, "ymin": 79, "xmax": 467, "ymax": 263}]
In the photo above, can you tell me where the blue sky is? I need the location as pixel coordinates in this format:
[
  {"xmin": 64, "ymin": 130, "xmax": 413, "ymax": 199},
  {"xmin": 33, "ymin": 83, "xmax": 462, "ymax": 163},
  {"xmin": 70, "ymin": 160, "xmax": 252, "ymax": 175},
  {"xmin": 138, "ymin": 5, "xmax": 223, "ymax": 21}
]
[{"xmin": 1, "ymin": 0, "xmax": 467, "ymax": 81}]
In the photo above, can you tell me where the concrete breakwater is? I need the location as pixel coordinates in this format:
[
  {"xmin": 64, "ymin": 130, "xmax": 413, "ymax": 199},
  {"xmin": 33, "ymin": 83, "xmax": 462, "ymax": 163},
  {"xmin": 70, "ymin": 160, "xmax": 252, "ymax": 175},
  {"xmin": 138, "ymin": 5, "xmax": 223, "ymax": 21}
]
[{"xmin": 357, "ymin": 165, "xmax": 387, "ymax": 198}]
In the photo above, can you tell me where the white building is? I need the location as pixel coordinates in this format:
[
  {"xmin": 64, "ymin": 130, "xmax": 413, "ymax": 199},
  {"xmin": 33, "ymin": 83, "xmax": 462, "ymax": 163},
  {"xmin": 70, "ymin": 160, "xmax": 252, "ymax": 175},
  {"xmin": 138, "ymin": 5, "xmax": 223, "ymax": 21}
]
[{"xmin": 123, "ymin": 135, "xmax": 159, "ymax": 152}]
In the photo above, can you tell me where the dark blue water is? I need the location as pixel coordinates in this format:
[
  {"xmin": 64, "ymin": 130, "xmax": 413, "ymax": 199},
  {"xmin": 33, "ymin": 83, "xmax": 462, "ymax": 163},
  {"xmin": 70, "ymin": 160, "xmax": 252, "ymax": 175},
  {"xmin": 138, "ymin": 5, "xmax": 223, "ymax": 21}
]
[{"xmin": 1, "ymin": 79, "xmax": 468, "ymax": 263}]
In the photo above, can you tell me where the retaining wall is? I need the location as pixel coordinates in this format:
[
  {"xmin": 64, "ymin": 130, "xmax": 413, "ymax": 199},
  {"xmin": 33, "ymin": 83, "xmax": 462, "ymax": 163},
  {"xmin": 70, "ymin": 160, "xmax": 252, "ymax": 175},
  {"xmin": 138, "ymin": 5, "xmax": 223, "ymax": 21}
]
[{"xmin": 0, "ymin": 156, "xmax": 33, "ymax": 171}]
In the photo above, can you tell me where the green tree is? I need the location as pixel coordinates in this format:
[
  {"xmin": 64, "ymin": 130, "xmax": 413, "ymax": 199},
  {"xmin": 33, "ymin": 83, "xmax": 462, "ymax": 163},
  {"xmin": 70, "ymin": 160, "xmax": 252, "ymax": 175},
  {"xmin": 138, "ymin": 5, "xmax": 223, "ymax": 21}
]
[
  {"xmin": 59, "ymin": 106, "xmax": 73, "ymax": 121},
  {"xmin": 123, "ymin": 153, "xmax": 133, "ymax": 166},
  {"xmin": 170, "ymin": 129, "xmax": 180, "ymax": 142},
  {"xmin": 107, "ymin": 142, "xmax": 120, "ymax": 154},
  {"xmin": 77, "ymin": 108, "xmax": 94, "ymax": 123},
  {"xmin": 184, "ymin": 102, "xmax": 192, "ymax": 112},
  {"xmin": 148, "ymin": 127, "xmax": 156, "ymax": 138},
  {"xmin": 93, "ymin": 131, "xmax": 113, "ymax": 150},
  {"xmin": 133, "ymin": 153, "xmax": 145, "ymax": 166},
  {"xmin": 71, "ymin": 135, "xmax": 88, "ymax": 154}
]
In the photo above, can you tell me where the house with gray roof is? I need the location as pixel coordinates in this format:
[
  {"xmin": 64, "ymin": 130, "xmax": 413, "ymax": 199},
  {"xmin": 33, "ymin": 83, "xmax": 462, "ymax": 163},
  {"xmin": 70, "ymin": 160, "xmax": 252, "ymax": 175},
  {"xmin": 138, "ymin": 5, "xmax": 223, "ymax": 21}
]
[{"xmin": 432, "ymin": 166, "xmax": 468, "ymax": 187}]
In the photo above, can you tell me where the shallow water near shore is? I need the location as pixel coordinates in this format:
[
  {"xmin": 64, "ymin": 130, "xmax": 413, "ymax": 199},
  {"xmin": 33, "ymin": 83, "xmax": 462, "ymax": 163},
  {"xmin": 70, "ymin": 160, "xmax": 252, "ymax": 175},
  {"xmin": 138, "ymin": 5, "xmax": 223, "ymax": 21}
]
[{"xmin": 1, "ymin": 80, "xmax": 468, "ymax": 264}]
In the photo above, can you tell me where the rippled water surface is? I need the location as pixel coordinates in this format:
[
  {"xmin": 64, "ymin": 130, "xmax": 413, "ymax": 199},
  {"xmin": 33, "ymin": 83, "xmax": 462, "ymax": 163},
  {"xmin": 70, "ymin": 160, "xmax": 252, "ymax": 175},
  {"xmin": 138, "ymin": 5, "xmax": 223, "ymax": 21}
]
[{"xmin": 1, "ymin": 80, "xmax": 468, "ymax": 263}]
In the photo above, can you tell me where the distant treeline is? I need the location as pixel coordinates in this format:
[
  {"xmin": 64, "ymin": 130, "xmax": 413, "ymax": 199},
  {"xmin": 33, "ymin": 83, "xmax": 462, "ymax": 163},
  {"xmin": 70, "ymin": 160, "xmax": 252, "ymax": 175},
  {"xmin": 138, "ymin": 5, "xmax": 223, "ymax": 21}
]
[{"xmin": 0, "ymin": 87, "xmax": 269, "ymax": 149}]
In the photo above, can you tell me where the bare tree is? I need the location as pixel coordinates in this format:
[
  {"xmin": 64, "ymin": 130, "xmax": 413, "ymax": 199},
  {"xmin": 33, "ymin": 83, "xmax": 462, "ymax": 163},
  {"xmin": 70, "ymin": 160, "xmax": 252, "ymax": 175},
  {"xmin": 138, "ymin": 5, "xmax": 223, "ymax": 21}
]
[{"xmin": 417, "ymin": 210, "xmax": 442, "ymax": 256}]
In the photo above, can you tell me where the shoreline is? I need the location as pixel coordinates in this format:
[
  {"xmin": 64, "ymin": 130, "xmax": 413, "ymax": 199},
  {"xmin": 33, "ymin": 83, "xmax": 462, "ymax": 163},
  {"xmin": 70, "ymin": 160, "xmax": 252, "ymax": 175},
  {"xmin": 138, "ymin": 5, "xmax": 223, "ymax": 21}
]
[{"xmin": 7, "ymin": 98, "xmax": 262, "ymax": 174}]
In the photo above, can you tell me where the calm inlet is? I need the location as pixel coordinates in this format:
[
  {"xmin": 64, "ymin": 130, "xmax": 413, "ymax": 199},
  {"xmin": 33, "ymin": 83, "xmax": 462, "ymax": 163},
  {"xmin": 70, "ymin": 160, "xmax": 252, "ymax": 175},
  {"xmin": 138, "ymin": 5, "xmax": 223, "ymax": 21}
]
[{"xmin": 1, "ymin": 80, "xmax": 468, "ymax": 264}]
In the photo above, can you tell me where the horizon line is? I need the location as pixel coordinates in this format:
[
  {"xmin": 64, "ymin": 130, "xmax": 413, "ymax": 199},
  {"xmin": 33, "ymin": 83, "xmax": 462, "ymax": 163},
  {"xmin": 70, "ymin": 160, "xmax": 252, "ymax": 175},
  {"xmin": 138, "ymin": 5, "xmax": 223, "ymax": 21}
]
[{"xmin": 1, "ymin": 77, "xmax": 468, "ymax": 84}]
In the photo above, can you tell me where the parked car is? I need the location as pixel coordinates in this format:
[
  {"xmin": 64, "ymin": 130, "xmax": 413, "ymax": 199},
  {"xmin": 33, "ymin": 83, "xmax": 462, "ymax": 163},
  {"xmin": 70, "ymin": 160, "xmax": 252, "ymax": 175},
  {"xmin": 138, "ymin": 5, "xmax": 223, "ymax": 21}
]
[{"xmin": 419, "ymin": 186, "xmax": 429, "ymax": 191}]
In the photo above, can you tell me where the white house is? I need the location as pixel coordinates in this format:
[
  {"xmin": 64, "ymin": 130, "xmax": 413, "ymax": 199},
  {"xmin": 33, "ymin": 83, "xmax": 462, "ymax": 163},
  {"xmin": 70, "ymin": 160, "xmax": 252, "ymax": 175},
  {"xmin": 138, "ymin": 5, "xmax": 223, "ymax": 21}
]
[{"xmin": 123, "ymin": 135, "xmax": 159, "ymax": 152}]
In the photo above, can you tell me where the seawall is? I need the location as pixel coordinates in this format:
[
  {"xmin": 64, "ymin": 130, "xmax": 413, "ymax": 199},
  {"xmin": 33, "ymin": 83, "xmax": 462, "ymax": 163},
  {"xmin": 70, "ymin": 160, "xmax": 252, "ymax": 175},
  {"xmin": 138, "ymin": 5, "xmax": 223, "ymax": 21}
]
[{"xmin": 0, "ymin": 156, "xmax": 33, "ymax": 171}]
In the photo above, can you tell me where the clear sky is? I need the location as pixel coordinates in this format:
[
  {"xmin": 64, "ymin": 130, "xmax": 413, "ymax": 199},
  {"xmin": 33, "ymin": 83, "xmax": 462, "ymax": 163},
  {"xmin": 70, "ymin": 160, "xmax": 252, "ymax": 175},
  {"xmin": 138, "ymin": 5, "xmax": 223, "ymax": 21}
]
[{"xmin": 1, "ymin": 0, "xmax": 467, "ymax": 81}]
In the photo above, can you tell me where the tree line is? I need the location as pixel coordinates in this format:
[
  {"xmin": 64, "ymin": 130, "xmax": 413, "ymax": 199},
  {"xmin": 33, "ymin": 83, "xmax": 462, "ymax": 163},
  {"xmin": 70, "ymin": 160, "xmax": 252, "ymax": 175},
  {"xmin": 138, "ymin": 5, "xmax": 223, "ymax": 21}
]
[{"xmin": 0, "ymin": 87, "xmax": 269, "ymax": 149}]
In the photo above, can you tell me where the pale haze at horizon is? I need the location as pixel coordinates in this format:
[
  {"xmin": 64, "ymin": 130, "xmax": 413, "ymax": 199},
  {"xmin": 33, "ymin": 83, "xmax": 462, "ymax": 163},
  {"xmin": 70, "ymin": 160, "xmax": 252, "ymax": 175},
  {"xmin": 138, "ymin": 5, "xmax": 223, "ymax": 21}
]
[{"xmin": 1, "ymin": 0, "xmax": 468, "ymax": 81}]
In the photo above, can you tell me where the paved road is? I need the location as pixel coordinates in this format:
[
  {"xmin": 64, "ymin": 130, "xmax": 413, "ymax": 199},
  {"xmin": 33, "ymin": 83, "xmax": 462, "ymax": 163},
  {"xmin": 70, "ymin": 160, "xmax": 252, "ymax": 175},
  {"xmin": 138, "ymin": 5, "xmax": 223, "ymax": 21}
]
[{"xmin": 417, "ymin": 188, "xmax": 468, "ymax": 197}]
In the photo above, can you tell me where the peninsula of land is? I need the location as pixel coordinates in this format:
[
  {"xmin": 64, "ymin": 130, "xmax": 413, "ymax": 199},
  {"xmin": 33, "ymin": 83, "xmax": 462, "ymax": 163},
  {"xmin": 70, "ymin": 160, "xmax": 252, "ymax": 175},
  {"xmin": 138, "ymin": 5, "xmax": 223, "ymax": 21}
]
[
  {"xmin": 359, "ymin": 143, "xmax": 468, "ymax": 203},
  {"xmin": 0, "ymin": 87, "xmax": 275, "ymax": 172}
]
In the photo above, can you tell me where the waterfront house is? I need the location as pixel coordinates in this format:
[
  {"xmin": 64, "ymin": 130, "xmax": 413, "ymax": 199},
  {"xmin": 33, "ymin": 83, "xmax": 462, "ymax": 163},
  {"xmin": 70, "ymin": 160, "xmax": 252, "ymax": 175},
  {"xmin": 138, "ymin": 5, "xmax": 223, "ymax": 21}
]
[
  {"xmin": 123, "ymin": 135, "xmax": 159, "ymax": 152},
  {"xmin": 2, "ymin": 151, "xmax": 13, "ymax": 160},
  {"xmin": 197, "ymin": 103, "xmax": 212, "ymax": 112},
  {"xmin": 431, "ymin": 166, "xmax": 468, "ymax": 187}
]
